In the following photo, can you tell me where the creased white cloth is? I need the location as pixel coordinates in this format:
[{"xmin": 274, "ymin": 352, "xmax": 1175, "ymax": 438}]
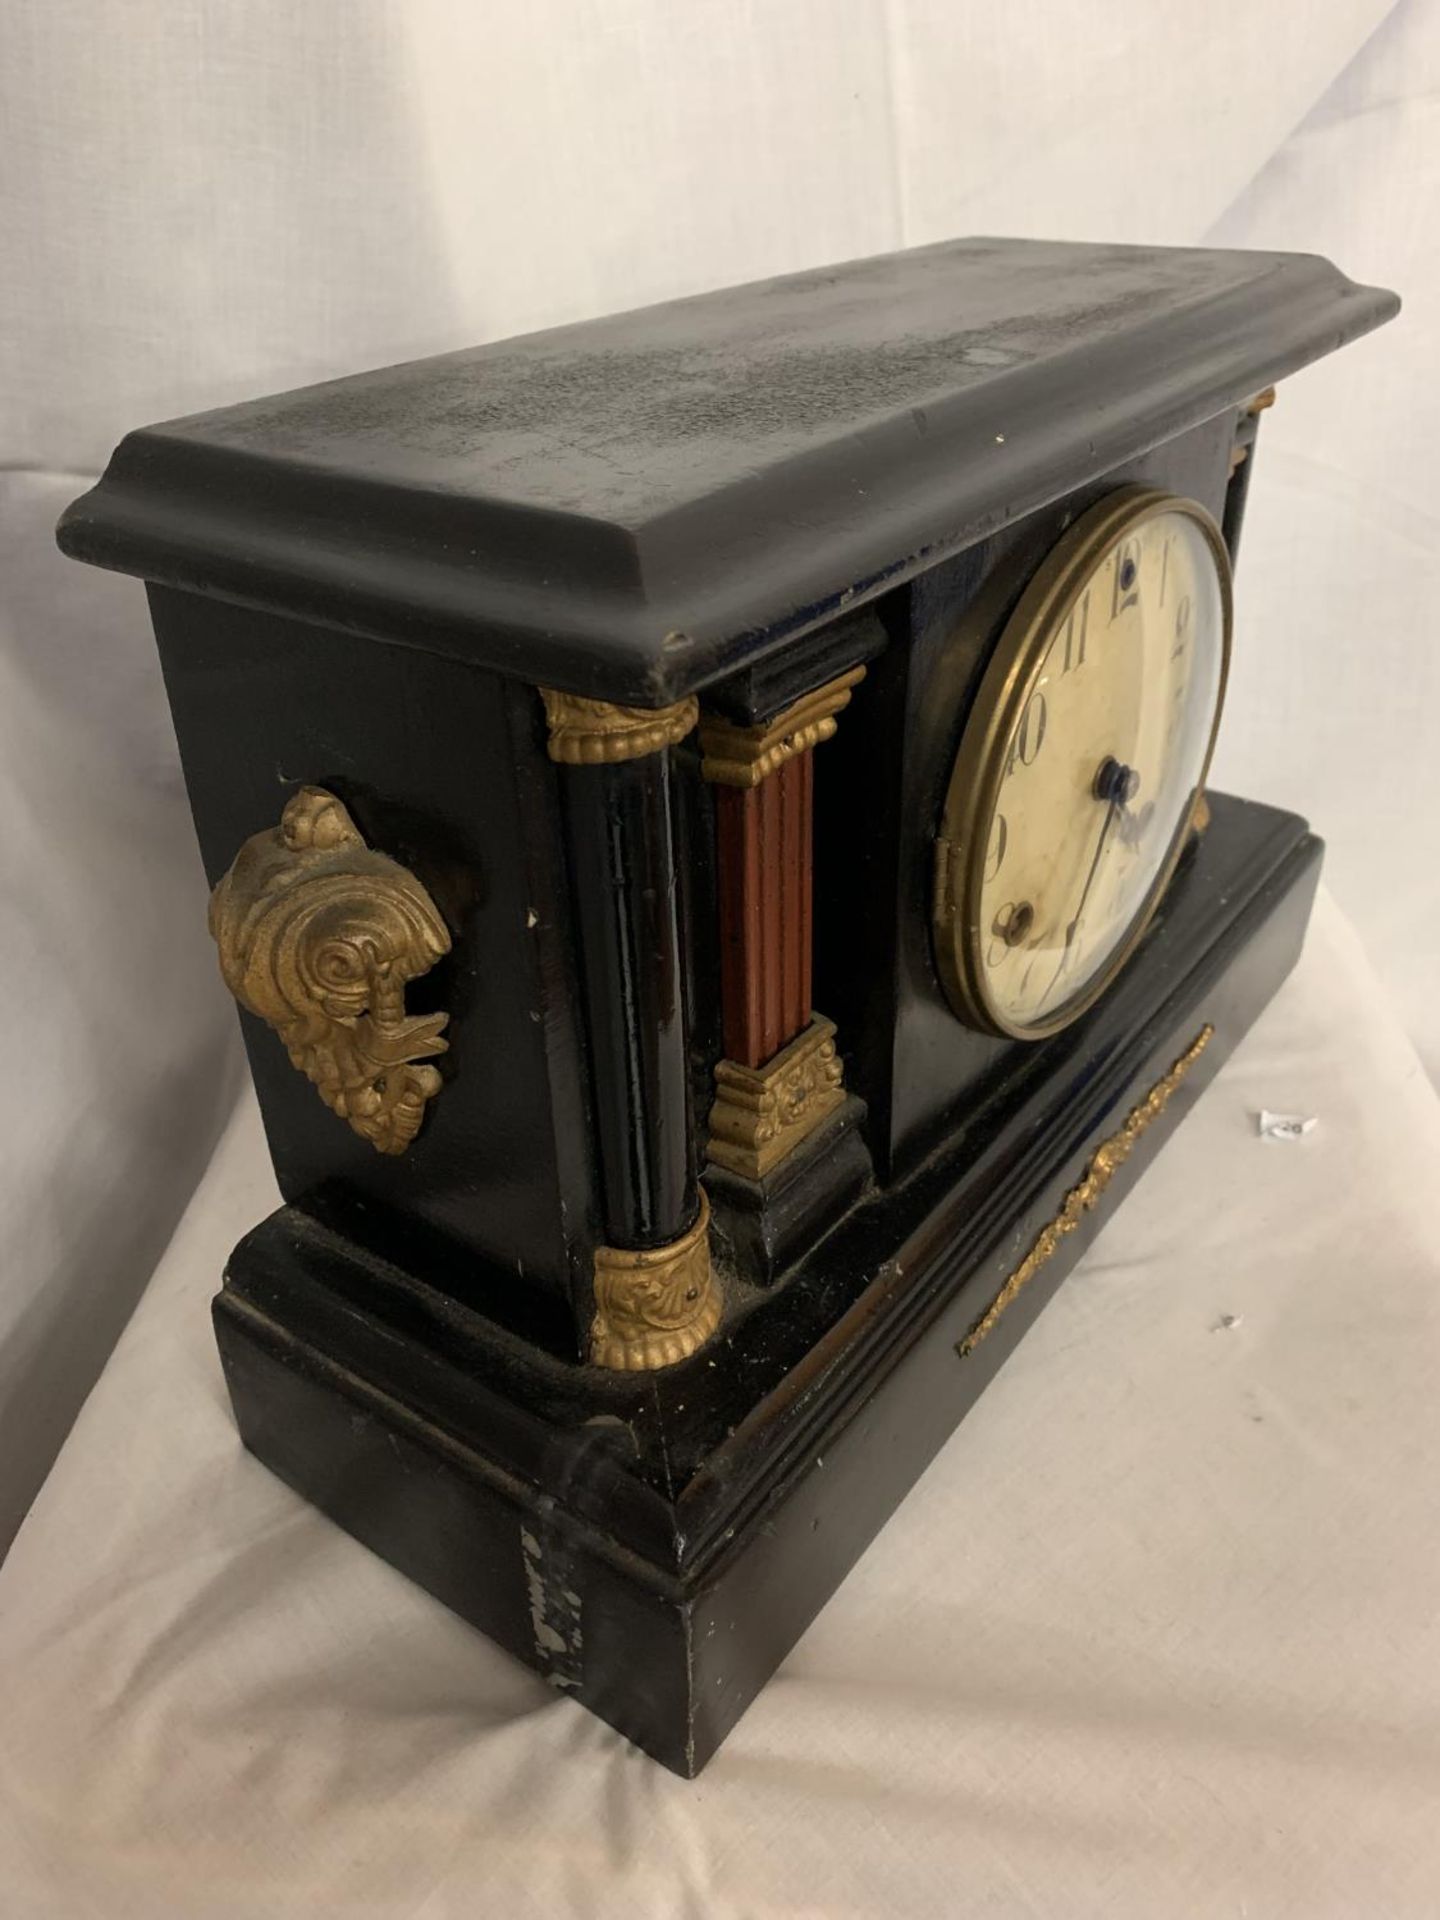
[
  {"xmin": 0, "ymin": 472, "xmax": 242, "ymax": 1552},
  {"xmin": 3, "ymin": 890, "xmax": 1440, "ymax": 1918}
]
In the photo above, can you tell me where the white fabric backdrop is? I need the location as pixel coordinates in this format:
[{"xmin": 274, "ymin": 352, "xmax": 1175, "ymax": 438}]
[{"xmin": 3, "ymin": 1, "xmax": 1438, "ymax": 1908}]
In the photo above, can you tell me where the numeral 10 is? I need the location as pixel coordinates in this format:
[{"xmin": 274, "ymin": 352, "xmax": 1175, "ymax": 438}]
[{"xmin": 1005, "ymin": 691, "xmax": 1047, "ymax": 775}]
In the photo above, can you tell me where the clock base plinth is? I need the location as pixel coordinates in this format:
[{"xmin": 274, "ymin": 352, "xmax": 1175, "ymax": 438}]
[{"xmin": 213, "ymin": 796, "xmax": 1320, "ymax": 1776}]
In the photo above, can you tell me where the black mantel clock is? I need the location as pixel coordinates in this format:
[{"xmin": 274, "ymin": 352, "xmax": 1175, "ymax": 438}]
[{"xmin": 58, "ymin": 238, "xmax": 1397, "ymax": 1775}]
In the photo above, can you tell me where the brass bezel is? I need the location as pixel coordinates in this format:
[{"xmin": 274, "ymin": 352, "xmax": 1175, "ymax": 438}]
[{"xmin": 932, "ymin": 486, "xmax": 1234, "ymax": 1041}]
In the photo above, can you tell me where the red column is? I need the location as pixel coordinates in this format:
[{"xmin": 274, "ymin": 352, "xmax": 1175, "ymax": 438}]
[{"xmin": 715, "ymin": 752, "xmax": 814, "ymax": 1068}]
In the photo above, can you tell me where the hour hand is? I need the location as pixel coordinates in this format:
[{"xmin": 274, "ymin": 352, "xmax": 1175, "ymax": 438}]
[{"xmin": 1094, "ymin": 755, "xmax": 1153, "ymax": 849}]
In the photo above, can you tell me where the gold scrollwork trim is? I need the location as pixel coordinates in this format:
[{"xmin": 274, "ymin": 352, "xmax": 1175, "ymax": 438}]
[
  {"xmin": 957, "ymin": 1024, "xmax": 1215, "ymax": 1358},
  {"xmin": 540, "ymin": 689, "xmax": 699, "ymax": 765},
  {"xmin": 590, "ymin": 1192, "xmax": 722, "ymax": 1371},
  {"xmin": 699, "ymin": 668, "xmax": 866, "ymax": 788},
  {"xmin": 209, "ymin": 787, "xmax": 451, "ymax": 1155},
  {"xmin": 707, "ymin": 1016, "xmax": 847, "ymax": 1180}
]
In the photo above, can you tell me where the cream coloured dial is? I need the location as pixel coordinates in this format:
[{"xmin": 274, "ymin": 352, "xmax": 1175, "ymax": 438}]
[{"xmin": 935, "ymin": 489, "xmax": 1231, "ymax": 1039}]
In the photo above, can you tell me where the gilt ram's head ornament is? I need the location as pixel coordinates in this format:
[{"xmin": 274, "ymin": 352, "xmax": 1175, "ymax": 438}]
[{"xmin": 208, "ymin": 787, "xmax": 451, "ymax": 1155}]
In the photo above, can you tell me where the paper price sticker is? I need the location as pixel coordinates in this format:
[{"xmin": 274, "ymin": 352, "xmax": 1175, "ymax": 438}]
[{"xmin": 1257, "ymin": 1109, "xmax": 1318, "ymax": 1142}]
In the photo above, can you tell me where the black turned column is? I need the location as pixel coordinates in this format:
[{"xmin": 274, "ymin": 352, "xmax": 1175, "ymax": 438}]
[
  {"xmin": 562, "ymin": 756, "xmax": 697, "ymax": 1245},
  {"xmin": 540, "ymin": 691, "xmax": 720, "ymax": 1371}
]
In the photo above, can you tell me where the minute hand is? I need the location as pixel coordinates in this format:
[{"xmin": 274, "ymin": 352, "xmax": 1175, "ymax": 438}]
[
  {"xmin": 1047, "ymin": 759, "xmax": 1138, "ymax": 1003},
  {"xmin": 1068, "ymin": 798, "xmax": 1120, "ymax": 948}
]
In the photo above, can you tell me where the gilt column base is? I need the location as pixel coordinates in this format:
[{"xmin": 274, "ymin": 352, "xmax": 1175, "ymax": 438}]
[
  {"xmin": 705, "ymin": 1014, "xmax": 873, "ymax": 1285},
  {"xmin": 707, "ymin": 1015, "xmax": 847, "ymax": 1180}
]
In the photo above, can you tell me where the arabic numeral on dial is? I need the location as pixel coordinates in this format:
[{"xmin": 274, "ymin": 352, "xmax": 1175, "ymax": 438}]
[
  {"xmin": 984, "ymin": 811, "xmax": 1008, "ymax": 881},
  {"xmin": 1061, "ymin": 595, "xmax": 1090, "ymax": 674},
  {"xmin": 985, "ymin": 899, "xmax": 1034, "ymax": 969},
  {"xmin": 1112, "ymin": 537, "xmax": 1142, "ymax": 618},
  {"xmin": 1005, "ymin": 691, "xmax": 1047, "ymax": 774},
  {"xmin": 986, "ymin": 903, "xmax": 1017, "ymax": 970},
  {"xmin": 1171, "ymin": 593, "xmax": 1192, "ymax": 658}
]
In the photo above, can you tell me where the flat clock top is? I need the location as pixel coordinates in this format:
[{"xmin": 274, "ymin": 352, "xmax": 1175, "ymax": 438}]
[{"xmin": 58, "ymin": 238, "xmax": 1396, "ymax": 702}]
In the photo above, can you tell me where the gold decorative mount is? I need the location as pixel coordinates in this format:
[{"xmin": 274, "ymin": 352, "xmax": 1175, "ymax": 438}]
[
  {"xmin": 590, "ymin": 1192, "xmax": 722, "ymax": 1370},
  {"xmin": 707, "ymin": 1015, "xmax": 847, "ymax": 1181},
  {"xmin": 1230, "ymin": 388, "xmax": 1277, "ymax": 473},
  {"xmin": 540, "ymin": 689, "xmax": 699, "ymax": 765},
  {"xmin": 699, "ymin": 668, "xmax": 866, "ymax": 788},
  {"xmin": 957, "ymin": 1024, "xmax": 1214, "ymax": 1357},
  {"xmin": 209, "ymin": 787, "xmax": 451, "ymax": 1155}
]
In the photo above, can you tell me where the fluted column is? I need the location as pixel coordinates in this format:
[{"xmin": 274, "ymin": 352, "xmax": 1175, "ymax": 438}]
[{"xmin": 699, "ymin": 669, "xmax": 864, "ymax": 1182}]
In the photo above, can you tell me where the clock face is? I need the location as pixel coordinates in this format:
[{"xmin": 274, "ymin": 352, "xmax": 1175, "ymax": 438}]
[{"xmin": 934, "ymin": 488, "xmax": 1231, "ymax": 1039}]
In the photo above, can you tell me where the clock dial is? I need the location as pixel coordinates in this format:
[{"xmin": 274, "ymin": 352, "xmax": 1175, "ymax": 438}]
[{"xmin": 934, "ymin": 488, "xmax": 1231, "ymax": 1039}]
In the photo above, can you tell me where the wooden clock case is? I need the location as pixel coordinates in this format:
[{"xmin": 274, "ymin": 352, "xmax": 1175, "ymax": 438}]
[{"xmin": 57, "ymin": 239, "xmax": 1397, "ymax": 1774}]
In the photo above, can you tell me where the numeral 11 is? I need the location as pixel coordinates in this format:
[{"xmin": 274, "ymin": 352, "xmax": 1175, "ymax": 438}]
[{"xmin": 1061, "ymin": 593, "xmax": 1090, "ymax": 675}]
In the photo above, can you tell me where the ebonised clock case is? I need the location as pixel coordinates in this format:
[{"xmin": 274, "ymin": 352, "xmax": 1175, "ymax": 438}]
[{"xmin": 55, "ymin": 237, "xmax": 1397, "ymax": 1774}]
